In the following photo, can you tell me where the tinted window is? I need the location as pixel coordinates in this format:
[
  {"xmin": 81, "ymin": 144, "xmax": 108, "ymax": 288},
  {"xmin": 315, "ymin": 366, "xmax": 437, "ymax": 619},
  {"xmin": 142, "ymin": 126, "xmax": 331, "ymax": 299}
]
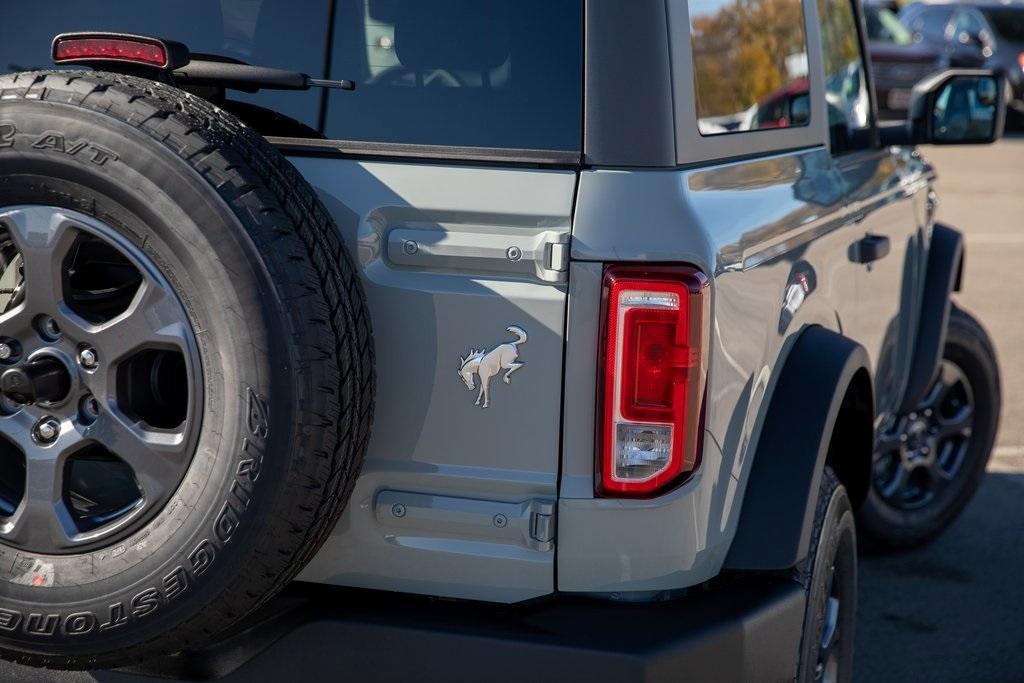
[
  {"xmin": 323, "ymin": 0, "xmax": 582, "ymax": 151},
  {"xmin": 818, "ymin": 0, "xmax": 872, "ymax": 153},
  {"xmin": 689, "ymin": 0, "xmax": 810, "ymax": 136},
  {"xmin": 866, "ymin": 7, "xmax": 913, "ymax": 45},
  {"xmin": 906, "ymin": 6, "xmax": 955, "ymax": 41},
  {"xmin": 0, "ymin": 0, "xmax": 330, "ymax": 129},
  {"xmin": 984, "ymin": 8, "xmax": 1024, "ymax": 42}
]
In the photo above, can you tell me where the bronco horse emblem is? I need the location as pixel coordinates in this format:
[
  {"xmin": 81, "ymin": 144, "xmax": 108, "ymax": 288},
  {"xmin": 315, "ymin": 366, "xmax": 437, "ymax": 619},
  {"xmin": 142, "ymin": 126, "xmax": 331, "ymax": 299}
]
[{"xmin": 458, "ymin": 326, "xmax": 527, "ymax": 408}]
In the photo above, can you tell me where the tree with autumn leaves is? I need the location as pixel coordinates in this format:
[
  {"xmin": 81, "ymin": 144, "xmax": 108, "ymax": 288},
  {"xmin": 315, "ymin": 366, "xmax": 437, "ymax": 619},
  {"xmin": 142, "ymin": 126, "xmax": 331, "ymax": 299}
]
[{"xmin": 691, "ymin": 0, "xmax": 808, "ymax": 119}]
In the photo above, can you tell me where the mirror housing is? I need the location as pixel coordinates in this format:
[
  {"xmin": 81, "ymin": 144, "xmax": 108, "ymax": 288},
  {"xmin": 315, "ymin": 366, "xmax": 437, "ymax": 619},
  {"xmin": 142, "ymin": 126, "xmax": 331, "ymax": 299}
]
[{"xmin": 879, "ymin": 69, "xmax": 1006, "ymax": 147}]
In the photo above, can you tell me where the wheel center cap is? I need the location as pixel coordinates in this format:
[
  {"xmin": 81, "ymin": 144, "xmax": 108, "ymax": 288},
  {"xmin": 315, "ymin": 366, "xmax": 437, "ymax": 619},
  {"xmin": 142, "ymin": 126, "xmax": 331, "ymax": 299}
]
[
  {"xmin": 0, "ymin": 356, "xmax": 72, "ymax": 405},
  {"xmin": 905, "ymin": 418, "xmax": 930, "ymax": 450}
]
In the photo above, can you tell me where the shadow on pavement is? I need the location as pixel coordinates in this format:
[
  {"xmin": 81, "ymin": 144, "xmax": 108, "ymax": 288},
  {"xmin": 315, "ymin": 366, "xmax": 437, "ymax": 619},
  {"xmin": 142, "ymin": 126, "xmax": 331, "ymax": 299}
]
[{"xmin": 855, "ymin": 472, "xmax": 1024, "ymax": 682}]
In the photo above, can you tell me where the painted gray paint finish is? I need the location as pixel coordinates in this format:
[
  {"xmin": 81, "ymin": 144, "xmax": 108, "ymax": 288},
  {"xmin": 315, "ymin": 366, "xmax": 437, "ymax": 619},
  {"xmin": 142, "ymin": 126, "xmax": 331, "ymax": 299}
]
[
  {"xmin": 289, "ymin": 157, "xmax": 576, "ymax": 602},
  {"xmin": 560, "ymin": 146, "xmax": 930, "ymax": 594}
]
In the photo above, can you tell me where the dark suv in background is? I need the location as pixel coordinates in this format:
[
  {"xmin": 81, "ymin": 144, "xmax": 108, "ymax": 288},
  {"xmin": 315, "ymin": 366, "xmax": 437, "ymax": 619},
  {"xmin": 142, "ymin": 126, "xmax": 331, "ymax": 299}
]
[
  {"xmin": 901, "ymin": 0, "xmax": 1024, "ymax": 117},
  {"xmin": 866, "ymin": 2, "xmax": 946, "ymax": 117}
]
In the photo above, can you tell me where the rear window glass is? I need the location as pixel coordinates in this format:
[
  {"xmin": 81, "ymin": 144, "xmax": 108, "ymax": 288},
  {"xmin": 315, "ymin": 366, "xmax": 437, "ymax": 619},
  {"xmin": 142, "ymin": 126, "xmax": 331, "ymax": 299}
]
[
  {"xmin": 688, "ymin": 0, "xmax": 810, "ymax": 136},
  {"xmin": 323, "ymin": 0, "xmax": 583, "ymax": 151},
  {"xmin": 0, "ymin": 0, "xmax": 330, "ymax": 129}
]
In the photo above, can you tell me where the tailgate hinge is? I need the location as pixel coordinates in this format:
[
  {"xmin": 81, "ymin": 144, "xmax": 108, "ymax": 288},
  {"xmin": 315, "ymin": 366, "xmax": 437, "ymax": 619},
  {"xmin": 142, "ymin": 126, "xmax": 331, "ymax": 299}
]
[{"xmin": 529, "ymin": 502, "xmax": 556, "ymax": 548}]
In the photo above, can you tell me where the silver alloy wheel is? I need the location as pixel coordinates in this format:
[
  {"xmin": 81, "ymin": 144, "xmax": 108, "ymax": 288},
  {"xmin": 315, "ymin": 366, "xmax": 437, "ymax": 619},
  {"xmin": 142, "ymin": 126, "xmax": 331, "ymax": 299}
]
[
  {"xmin": 874, "ymin": 360, "xmax": 975, "ymax": 511},
  {"xmin": 0, "ymin": 206, "xmax": 201, "ymax": 554}
]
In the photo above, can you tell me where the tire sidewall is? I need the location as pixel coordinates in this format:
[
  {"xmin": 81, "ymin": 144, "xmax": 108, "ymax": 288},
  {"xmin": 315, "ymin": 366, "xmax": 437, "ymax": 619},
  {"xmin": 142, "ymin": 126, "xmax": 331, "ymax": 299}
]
[
  {"xmin": 799, "ymin": 473, "xmax": 857, "ymax": 683},
  {"xmin": 0, "ymin": 99, "xmax": 297, "ymax": 658}
]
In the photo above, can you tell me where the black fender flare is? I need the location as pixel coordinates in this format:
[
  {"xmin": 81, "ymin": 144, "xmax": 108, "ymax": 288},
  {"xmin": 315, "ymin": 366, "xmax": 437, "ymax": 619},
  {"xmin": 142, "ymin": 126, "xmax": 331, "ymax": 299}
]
[
  {"xmin": 898, "ymin": 223, "xmax": 964, "ymax": 414},
  {"xmin": 723, "ymin": 326, "xmax": 872, "ymax": 571}
]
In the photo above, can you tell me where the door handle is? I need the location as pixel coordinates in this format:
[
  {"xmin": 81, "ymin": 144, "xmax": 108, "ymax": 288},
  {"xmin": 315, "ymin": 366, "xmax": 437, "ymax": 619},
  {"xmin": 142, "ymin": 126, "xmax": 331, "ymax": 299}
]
[{"xmin": 850, "ymin": 234, "xmax": 891, "ymax": 264}]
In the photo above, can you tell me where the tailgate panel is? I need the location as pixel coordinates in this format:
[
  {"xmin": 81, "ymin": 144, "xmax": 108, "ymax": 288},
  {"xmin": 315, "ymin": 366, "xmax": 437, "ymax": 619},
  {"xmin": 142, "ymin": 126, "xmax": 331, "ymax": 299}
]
[{"xmin": 289, "ymin": 157, "xmax": 575, "ymax": 602}]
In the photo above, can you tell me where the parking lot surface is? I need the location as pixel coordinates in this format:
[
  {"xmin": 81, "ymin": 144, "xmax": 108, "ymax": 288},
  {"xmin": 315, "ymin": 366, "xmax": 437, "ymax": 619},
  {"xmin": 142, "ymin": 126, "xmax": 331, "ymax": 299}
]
[
  {"xmin": 856, "ymin": 135, "xmax": 1024, "ymax": 683},
  {"xmin": 0, "ymin": 139, "xmax": 1021, "ymax": 683}
]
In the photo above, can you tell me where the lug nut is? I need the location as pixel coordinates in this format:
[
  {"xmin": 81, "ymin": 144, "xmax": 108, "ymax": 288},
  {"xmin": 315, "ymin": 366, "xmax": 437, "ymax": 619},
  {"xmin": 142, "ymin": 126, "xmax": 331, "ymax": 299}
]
[
  {"xmin": 33, "ymin": 417, "xmax": 61, "ymax": 444},
  {"xmin": 80, "ymin": 394, "xmax": 101, "ymax": 423},
  {"xmin": 40, "ymin": 317, "xmax": 61, "ymax": 340},
  {"xmin": 0, "ymin": 343, "xmax": 12, "ymax": 361},
  {"xmin": 78, "ymin": 347, "xmax": 99, "ymax": 370}
]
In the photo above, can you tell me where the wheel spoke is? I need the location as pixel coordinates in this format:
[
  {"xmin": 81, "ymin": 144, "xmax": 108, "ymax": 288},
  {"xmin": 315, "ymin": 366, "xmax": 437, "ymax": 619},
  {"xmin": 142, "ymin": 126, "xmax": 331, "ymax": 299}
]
[
  {"xmin": 878, "ymin": 464, "xmax": 910, "ymax": 500},
  {"xmin": 934, "ymin": 440, "xmax": 968, "ymax": 481},
  {"xmin": 0, "ymin": 422, "xmax": 79, "ymax": 550},
  {"xmin": 74, "ymin": 280, "xmax": 190, "ymax": 364},
  {"xmin": 0, "ymin": 301, "xmax": 32, "ymax": 339},
  {"xmin": 875, "ymin": 421, "xmax": 905, "ymax": 454},
  {"xmin": 84, "ymin": 411, "xmax": 189, "ymax": 506},
  {"xmin": 918, "ymin": 377, "xmax": 947, "ymax": 411},
  {"xmin": 937, "ymin": 405, "xmax": 974, "ymax": 439},
  {"xmin": 0, "ymin": 207, "xmax": 78, "ymax": 316}
]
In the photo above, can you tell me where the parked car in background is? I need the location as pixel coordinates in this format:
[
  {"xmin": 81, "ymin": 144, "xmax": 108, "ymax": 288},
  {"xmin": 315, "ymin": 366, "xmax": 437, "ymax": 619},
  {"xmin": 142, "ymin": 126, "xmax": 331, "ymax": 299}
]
[
  {"xmin": 901, "ymin": 0, "xmax": 1024, "ymax": 117},
  {"xmin": 865, "ymin": 2, "xmax": 946, "ymax": 118}
]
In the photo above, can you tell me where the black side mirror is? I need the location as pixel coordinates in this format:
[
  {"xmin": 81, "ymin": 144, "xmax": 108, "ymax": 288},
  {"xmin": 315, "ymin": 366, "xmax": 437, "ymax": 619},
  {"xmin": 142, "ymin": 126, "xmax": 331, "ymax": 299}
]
[{"xmin": 879, "ymin": 69, "xmax": 1005, "ymax": 146}]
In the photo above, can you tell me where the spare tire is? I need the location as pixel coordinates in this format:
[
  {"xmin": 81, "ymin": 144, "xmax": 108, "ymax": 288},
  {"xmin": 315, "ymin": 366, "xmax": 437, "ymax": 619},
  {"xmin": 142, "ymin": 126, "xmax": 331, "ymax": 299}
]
[{"xmin": 0, "ymin": 71, "xmax": 374, "ymax": 668}]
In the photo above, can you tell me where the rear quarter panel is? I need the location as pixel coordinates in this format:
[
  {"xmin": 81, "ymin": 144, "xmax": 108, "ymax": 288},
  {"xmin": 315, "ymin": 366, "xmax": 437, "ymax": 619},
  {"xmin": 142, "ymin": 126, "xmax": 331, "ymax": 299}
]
[{"xmin": 560, "ymin": 148, "xmax": 865, "ymax": 593}]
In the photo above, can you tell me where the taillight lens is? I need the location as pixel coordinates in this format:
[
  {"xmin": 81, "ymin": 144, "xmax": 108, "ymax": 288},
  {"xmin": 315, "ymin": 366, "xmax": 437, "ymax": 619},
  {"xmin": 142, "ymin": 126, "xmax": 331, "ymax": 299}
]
[
  {"xmin": 598, "ymin": 266, "xmax": 709, "ymax": 497},
  {"xmin": 53, "ymin": 36, "xmax": 168, "ymax": 68}
]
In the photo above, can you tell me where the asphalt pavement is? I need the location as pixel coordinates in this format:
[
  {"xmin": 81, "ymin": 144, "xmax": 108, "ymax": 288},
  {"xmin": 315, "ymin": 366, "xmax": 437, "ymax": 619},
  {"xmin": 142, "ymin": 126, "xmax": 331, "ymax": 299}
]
[
  {"xmin": 1, "ymin": 139, "xmax": 1022, "ymax": 683},
  {"xmin": 855, "ymin": 135, "xmax": 1024, "ymax": 683}
]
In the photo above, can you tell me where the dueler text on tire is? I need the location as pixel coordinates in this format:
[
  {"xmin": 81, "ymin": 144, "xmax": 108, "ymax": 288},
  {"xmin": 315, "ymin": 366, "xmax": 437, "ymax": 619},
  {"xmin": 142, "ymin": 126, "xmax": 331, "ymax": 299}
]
[{"xmin": 0, "ymin": 71, "xmax": 374, "ymax": 668}]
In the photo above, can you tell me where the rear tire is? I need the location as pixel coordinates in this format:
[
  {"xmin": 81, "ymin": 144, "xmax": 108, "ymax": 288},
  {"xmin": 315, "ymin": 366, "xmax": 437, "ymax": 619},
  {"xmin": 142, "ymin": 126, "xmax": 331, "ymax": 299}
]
[
  {"xmin": 796, "ymin": 467, "xmax": 856, "ymax": 683},
  {"xmin": 858, "ymin": 305, "xmax": 999, "ymax": 551},
  {"xmin": 0, "ymin": 71, "xmax": 373, "ymax": 668}
]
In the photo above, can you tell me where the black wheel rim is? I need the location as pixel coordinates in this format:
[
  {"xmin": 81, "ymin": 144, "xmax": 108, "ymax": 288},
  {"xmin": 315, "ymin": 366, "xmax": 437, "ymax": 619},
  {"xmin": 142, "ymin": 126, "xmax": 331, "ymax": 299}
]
[
  {"xmin": 815, "ymin": 574, "xmax": 842, "ymax": 683},
  {"xmin": 0, "ymin": 206, "xmax": 202, "ymax": 554},
  {"xmin": 873, "ymin": 360, "xmax": 975, "ymax": 511}
]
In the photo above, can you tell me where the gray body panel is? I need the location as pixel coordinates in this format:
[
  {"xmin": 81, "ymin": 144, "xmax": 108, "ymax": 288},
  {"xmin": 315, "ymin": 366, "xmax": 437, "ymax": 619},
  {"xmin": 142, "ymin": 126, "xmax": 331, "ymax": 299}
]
[
  {"xmin": 561, "ymin": 147, "xmax": 931, "ymax": 593},
  {"xmin": 290, "ymin": 158, "xmax": 575, "ymax": 602},
  {"xmin": 286, "ymin": 0, "xmax": 934, "ymax": 602}
]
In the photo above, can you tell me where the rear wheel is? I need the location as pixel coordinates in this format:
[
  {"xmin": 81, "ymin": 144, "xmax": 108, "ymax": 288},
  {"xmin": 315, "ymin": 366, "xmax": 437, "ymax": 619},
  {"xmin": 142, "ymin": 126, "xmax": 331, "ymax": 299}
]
[
  {"xmin": 858, "ymin": 306, "xmax": 999, "ymax": 550},
  {"xmin": 0, "ymin": 71, "xmax": 374, "ymax": 668},
  {"xmin": 797, "ymin": 467, "xmax": 856, "ymax": 683}
]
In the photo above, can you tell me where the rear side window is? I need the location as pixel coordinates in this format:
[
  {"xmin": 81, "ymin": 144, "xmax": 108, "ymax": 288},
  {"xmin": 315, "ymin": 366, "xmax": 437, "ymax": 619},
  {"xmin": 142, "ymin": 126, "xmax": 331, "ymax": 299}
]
[
  {"xmin": 0, "ymin": 0, "xmax": 330, "ymax": 129},
  {"xmin": 688, "ymin": 0, "xmax": 810, "ymax": 136},
  {"xmin": 323, "ymin": 0, "xmax": 583, "ymax": 151}
]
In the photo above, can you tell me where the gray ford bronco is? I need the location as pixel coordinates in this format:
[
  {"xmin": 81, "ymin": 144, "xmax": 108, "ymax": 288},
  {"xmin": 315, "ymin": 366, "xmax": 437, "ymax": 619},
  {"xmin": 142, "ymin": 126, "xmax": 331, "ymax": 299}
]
[{"xmin": 0, "ymin": 1, "xmax": 1004, "ymax": 680}]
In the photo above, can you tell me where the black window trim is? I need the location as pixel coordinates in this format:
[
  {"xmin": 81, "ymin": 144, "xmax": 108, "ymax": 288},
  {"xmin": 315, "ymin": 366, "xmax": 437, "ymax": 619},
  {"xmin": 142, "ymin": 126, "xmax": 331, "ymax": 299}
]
[
  {"xmin": 850, "ymin": 0, "xmax": 882, "ymax": 153},
  {"xmin": 268, "ymin": 136, "xmax": 583, "ymax": 167}
]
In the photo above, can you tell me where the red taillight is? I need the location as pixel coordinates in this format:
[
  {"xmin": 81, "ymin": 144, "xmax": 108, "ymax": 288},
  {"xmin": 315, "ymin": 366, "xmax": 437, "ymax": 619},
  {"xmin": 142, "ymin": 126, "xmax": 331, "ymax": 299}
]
[
  {"xmin": 53, "ymin": 36, "xmax": 168, "ymax": 68},
  {"xmin": 598, "ymin": 266, "xmax": 709, "ymax": 497}
]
